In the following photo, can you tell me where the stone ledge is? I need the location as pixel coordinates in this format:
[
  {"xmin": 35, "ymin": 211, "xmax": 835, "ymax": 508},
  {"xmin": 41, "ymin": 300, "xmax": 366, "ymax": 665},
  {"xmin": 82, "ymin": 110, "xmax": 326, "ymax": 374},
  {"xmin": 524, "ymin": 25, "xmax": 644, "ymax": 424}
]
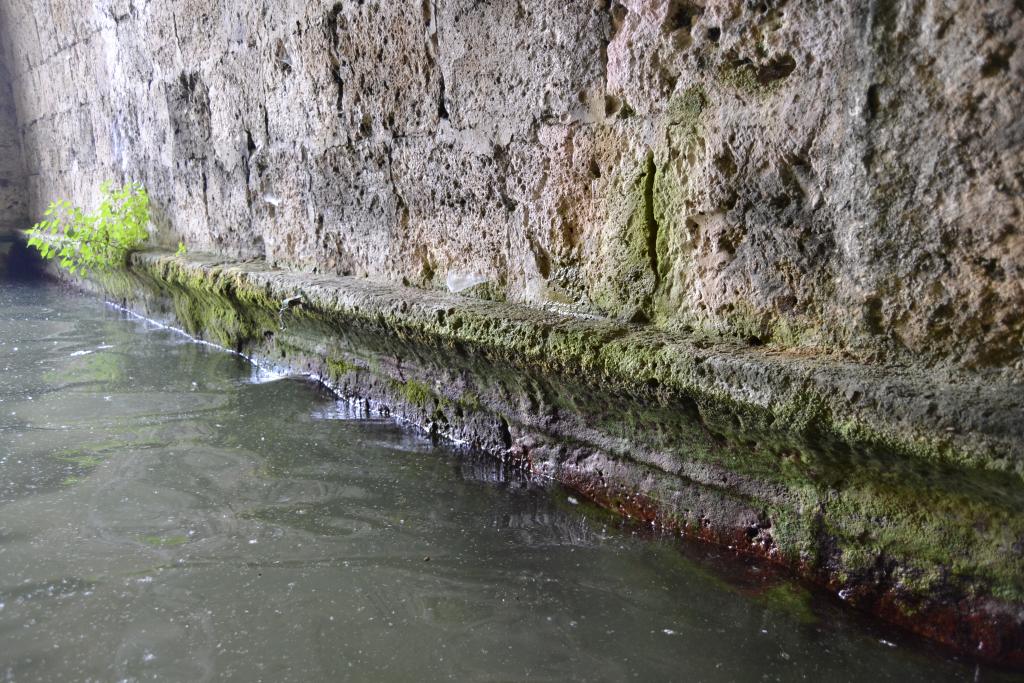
[
  {"xmin": 128, "ymin": 250, "xmax": 1024, "ymax": 473},
  {"xmin": 89, "ymin": 249, "xmax": 1023, "ymax": 664}
]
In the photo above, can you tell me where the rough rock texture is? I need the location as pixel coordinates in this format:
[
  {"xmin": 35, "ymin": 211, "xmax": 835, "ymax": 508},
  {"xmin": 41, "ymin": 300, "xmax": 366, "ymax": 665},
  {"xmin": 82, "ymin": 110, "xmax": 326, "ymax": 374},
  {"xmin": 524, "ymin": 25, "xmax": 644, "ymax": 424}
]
[
  {"xmin": 0, "ymin": 29, "xmax": 27, "ymax": 274},
  {"xmin": 4, "ymin": 0, "xmax": 1024, "ymax": 663},
  {"xmin": 1, "ymin": 1, "xmax": 1021, "ymax": 373}
]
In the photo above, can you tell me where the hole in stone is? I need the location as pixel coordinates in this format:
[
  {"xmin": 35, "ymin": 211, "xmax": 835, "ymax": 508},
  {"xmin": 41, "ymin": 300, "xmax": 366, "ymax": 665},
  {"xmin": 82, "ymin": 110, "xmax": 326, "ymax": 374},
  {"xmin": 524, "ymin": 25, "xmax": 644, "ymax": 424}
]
[
  {"xmin": 935, "ymin": 15, "xmax": 954, "ymax": 41},
  {"xmin": 497, "ymin": 418, "xmax": 513, "ymax": 449},
  {"xmin": 438, "ymin": 83, "xmax": 449, "ymax": 120},
  {"xmin": 274, "ymin": 39, "xmax": 293, "ymax": 74},
  {"xmin": 706, "ymin": 26, "xmax": 721, "ymax": 42},
  {"xmin": 533, "ymin": 246, "xmax": 551, "ymax": 279},
  {"xmin": 604, "ymin": 95, "xmax": 622, "ymax": 117},
  {"xmin": 756, "ymin": 54, "xmax": 796, "ymax": 83},
  {"xmin": 980, "ymin": 46, "xmax": 1013, "ymax": 78},
  {"xmin": 665, "ymin": 1, "xmax": 703, "ymax": 32},
  {"xmin": 864, "ymin": 84, "xmax": 881, "ymax": 121},
  {"xmin": 610, "ymin": 3, "xmax": 628, "ymax": 34},
  {"xmin": 715, "ymin": 147, "xmax": 737, "ymax": 177}
]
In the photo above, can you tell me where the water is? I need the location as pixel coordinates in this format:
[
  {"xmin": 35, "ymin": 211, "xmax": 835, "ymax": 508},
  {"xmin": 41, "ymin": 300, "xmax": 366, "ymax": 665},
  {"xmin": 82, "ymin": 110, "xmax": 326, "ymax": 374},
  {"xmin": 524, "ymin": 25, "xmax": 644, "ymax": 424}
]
[{"xmin": 0, "ymin": 282, "xmax": 1013, "ymax": 682}]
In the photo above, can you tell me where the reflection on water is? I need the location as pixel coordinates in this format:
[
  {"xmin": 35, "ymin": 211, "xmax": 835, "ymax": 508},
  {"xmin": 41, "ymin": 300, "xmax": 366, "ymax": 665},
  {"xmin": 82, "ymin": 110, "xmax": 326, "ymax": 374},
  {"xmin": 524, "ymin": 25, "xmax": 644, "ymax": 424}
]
[{"xmin": 0, "ymin": 283, "xmax": 1013, "ymax": 682}]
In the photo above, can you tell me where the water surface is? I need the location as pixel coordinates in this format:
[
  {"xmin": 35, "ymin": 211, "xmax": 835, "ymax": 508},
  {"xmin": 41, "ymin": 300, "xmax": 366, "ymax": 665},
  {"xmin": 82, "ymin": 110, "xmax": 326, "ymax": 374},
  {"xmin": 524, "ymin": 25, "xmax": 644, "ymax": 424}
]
[{"xmin": 0, "ymin": 283, "xmax": 1012, "ymax": 681}]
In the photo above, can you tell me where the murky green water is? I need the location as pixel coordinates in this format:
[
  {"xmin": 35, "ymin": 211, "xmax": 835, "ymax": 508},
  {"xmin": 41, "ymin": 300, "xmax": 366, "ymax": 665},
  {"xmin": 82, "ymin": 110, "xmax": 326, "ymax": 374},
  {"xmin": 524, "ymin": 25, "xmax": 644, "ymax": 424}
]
[{"xmin": 0, "ymin": 283, "xmax": 1014, "ymax": 682}]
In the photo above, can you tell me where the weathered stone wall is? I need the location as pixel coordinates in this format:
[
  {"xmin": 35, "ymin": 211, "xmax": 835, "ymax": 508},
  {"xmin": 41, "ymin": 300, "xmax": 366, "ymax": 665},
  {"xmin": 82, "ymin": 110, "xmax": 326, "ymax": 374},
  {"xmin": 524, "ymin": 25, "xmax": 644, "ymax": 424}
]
[
  {"xmin": 0, "ymin": 28, "xmax": 27, "ymax": 271},
  {"xmin": 0, "ymin": 0, "xmax": 1021, "ymax": 372}
]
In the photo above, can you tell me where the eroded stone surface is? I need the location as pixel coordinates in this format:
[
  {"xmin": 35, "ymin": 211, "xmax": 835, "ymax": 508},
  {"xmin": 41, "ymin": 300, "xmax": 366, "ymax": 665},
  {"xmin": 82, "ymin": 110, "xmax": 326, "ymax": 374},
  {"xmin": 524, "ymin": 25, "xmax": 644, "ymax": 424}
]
[
  {"xmin": 0, "ymin": 1, "xmax": 1020, "ymax": 372},
  {"xmin": 0, "ymin": 28, "xmax": 27, "ymax": 274}
]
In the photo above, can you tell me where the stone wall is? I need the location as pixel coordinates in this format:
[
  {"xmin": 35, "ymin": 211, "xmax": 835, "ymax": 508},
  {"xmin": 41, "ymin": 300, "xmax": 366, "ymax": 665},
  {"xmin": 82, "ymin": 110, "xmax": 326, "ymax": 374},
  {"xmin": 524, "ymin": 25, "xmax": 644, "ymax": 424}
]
[
  {"xmin": 0, "ymin": 0, "xmax": 1021, "ymax": 373},
  {"xmin": 0, "ymin": 29, "xmax": 27, "ymax": 272}
]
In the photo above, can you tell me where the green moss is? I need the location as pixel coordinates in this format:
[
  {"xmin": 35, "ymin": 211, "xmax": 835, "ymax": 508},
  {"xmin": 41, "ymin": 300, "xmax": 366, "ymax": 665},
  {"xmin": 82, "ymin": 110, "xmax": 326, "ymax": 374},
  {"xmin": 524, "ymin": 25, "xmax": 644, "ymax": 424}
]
[
  {"xmin": 459, "ymin": 280, "xmax": 508, "ymax": 303},
  {"xmin": 716, "ymin": 300, "xmax": 819, "ymax": 350},
  {"xmin": 394, "ymin": 378, "xmax": 435, "ymax": 409},
  {"xmin": 91, "ymin": 268, "xmax": 138, "ymax": 301},
  {"xmin": 719, "ymin": 62, "xmax": 760, "ymax": 93},
  {"xmin": 644, "ymin": 85, "xmax": 713, "ymax": 325},
  {"xmin": 832, "ymin": 416, "xmax": 989, "ymax": 472},
  {"xmin": 819, "ymin": 482, "xmax": 1024, "ymax": 601},
  {"xmin": 125, "ymin": 258, "xmax": 281, "ymax": 349},
  {"xmin": 536, "ymin": 335, "xmax": 1024, "ymax": 600},
  {"xmin": 766, "ymin": 499, "xmax": 817, "ymax": 563},
  {"xmin": 327, "ymin": 357, "xmax": 359, "ymax": 379},
  {"xmin": 666, "ymin": 84, "xmax": 707, "ymax": 132},
  {"xmin": 591, "ymin": 151, "xmax": 660, "ymax": 322},
  {"xmin": 718, "ymin": 61, "xmax": 786, "ymax": 96}
]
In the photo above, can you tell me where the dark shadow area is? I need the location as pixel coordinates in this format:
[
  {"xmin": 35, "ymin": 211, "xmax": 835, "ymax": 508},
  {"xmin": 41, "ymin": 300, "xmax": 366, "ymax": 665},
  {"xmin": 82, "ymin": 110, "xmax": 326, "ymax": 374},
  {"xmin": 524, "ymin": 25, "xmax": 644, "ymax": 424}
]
[{"xmin": 0, "ymin": 235, "xmax": 48, "ymax": 281}]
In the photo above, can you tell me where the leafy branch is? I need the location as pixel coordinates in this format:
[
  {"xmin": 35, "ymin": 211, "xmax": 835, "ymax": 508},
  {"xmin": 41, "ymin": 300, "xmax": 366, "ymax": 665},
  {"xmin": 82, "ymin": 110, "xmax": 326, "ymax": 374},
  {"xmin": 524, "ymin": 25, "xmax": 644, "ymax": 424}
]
[{"xmin": 26, "ymin": 181, "xmax": 151, "ymax": 276}]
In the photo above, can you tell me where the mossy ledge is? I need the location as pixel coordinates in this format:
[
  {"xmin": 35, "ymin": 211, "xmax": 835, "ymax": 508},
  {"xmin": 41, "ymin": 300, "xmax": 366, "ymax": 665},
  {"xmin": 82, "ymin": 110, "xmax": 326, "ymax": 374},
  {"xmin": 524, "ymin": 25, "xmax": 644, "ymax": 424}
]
[{"xmin": 88, "ymin": 249, "xmax": 1024, "ymax": 665}]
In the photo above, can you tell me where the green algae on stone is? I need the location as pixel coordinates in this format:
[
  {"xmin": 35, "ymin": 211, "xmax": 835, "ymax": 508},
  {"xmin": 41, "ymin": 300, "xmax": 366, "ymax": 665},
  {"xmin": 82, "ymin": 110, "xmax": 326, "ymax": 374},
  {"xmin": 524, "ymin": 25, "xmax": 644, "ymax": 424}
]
[
  {"xmin": 717, "ymin": 58, "xmax": 792, "ymax": 96},
  {"xmin": 646, "ymin": 85, "xmax": 711, "ymax": 328},
  {"xmin": 393, "ymin": 378, "xmax": 437, "ymax": 409},
  {"xmin": 327, "ymin": 357, "xmax": 359, "ymax": 379},
  {"xmin": 666, "ymin": 84, "xmax": 707, "ymax": 135},
  {"xmin": 590, "ymin": 151, "xmax": 661, "ymax": 322}
]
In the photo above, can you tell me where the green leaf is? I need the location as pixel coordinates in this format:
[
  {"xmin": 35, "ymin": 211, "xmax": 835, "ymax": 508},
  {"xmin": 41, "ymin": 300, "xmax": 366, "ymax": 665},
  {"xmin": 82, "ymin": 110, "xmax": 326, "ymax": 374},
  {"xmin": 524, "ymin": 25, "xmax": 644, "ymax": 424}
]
[{"xmin": 30, "ymin": 182, "xmax": 151, "ymax": 276}]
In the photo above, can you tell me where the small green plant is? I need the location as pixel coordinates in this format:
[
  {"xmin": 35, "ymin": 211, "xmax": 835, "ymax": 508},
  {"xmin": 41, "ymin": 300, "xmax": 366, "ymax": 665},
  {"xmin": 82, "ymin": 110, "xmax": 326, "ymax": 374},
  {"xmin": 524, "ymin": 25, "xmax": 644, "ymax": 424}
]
[
  {"xmin": 176, "ymin": 241, "xmax": 187, "ymax": 257},
  {"xmin": 26, "ymin": 181, "xmax": 150, "ymax": 275}
]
